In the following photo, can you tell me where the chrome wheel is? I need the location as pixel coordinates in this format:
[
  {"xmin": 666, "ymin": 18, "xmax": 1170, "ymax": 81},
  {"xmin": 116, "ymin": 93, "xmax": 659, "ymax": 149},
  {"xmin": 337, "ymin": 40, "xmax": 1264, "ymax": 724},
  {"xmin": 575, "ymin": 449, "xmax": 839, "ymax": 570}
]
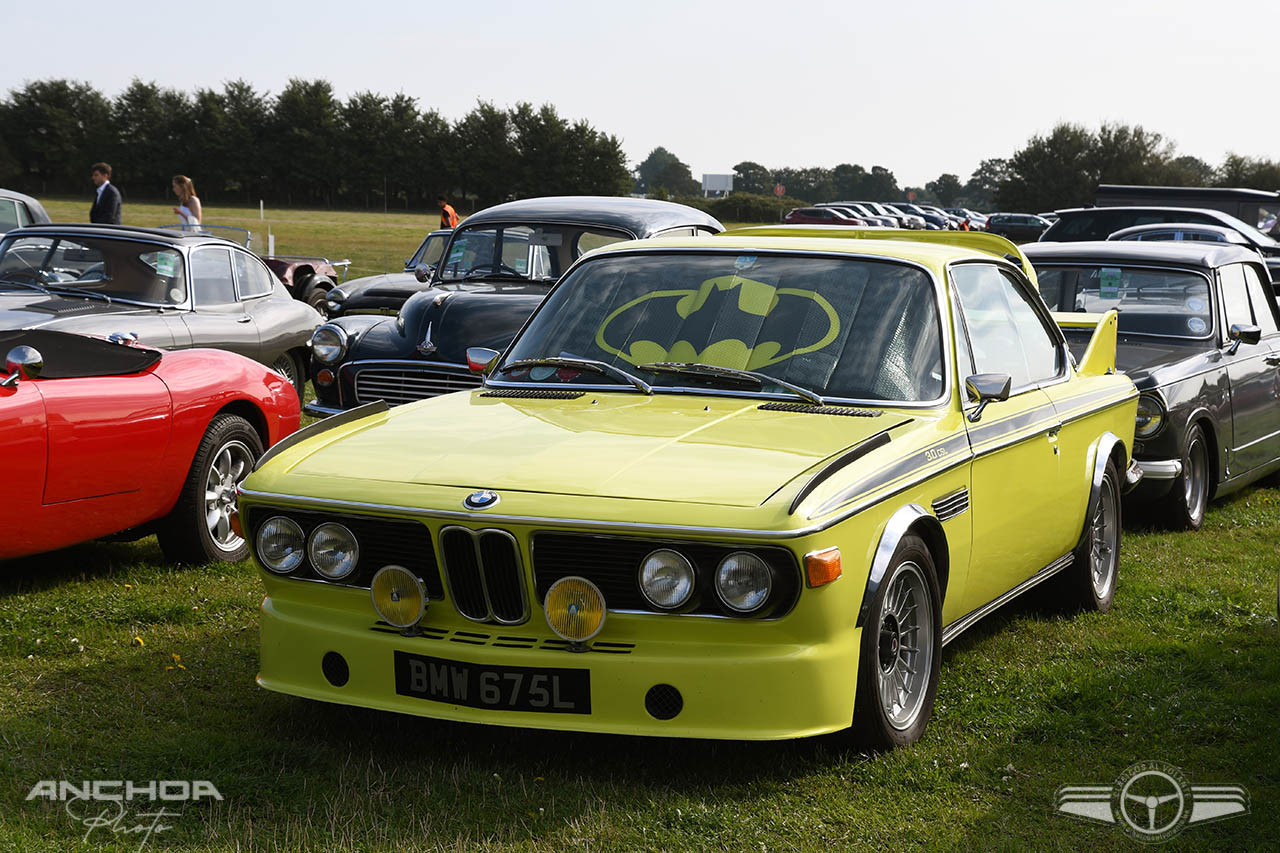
[
  {"xmin": 876, "ymin": 561, "xmax": 934, "ymax": 731},
  {"xmin": 272, "ymin": 354, "xmax": 298, "ymax": 386},
  {"xmin": 204, "ymin": 440, "xmax": 254, "ymax": 552},
  {"xmin": 1184, "ymin": 435, "xmax": 1208, "ymax": 524},
  {"xmin": 1091, "ymin": 473, "xmax": 1119, "ymax": 600}
]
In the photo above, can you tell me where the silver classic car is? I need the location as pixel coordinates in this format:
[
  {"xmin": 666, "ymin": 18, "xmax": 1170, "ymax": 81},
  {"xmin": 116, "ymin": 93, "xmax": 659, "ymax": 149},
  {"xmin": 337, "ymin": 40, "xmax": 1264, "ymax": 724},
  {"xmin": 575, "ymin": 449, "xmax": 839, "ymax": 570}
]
[{"xmin": 0, "ymin": 224, "xmax": 322, "ymax": 398}]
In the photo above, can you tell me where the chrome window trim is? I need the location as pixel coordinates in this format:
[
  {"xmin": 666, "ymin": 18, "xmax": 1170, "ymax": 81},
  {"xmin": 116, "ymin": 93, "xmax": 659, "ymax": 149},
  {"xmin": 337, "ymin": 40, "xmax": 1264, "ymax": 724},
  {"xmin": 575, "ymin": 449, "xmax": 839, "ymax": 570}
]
[
  {"xmin": 1031, "ymin": 261, "xmax": 1218, "ymax": 343},
  {"xmin": 484, "ymin": 246, "xmax": 955, "ymax": 411},
  {"xmin": 438, "ymin": 525, "xmax": 529, "ymax": 626}
]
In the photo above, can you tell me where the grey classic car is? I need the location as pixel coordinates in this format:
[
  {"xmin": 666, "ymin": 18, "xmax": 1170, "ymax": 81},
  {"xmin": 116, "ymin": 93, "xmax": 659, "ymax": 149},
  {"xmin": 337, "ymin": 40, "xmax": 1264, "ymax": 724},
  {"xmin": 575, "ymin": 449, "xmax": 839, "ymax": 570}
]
[
  {"xmin": 307, "ymin": 197, "xmax": 722, "ymax": 416},
  {"xmin": 0, "ymin": 189, "xmax": 51, "ymax": 234},
  {"xmin": 1026, "ymin": 240, "xmax": 1280, "ymax": 528},
  {"xmin": 0, "ymin": 224, "xmax": 322, "ymax": 398},
  {"xmin": 324, "ymin": 228, "xmax": 453, "ymax": 318}
]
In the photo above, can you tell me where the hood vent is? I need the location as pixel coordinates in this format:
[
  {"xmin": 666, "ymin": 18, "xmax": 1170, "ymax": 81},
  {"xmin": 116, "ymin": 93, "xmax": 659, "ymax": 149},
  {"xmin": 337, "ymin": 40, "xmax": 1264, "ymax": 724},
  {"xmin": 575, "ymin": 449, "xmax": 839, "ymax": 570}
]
[
  {"xmin": 758, "ymin": 402, "xmax": 882, "ymax": 417},
  {"xmin": 480, "ymin": 389, "xmax": 584, "ymax": 399}
]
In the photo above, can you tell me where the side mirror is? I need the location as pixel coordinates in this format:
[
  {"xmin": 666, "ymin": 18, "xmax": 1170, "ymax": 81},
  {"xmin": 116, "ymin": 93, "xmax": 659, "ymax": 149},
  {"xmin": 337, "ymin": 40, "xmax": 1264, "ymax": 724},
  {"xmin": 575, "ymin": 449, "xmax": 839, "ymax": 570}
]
[
  {"xmin": 965, "ymin": 373, "xmax": 1011, "ymax": 423},
  {"xmin": 1, "ymin": 345, "xmax": 43, "ymax": 387},
  {"xmin": 466, "ymin": 347, "xmax": 500, "ymax": 375},
  {"xmin": 1228, "ymin": 323, "xmax": 1261, "ymax": 355},
  {"xmin": 414, "ymin": 263, "xmax": 436, "ymax": 283}
]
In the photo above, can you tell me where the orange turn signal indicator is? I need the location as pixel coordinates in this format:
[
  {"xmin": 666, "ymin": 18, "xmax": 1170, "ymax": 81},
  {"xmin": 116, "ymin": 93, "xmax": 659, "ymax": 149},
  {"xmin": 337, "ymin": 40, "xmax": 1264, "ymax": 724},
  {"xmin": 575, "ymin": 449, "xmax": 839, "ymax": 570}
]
[
  {"xmin": 229, "ymin": 510, "xmax": 243, "ymax": 540},
  {"xmin": 804, "ymin": 547, "xmax": 842, "ymax": 587}
]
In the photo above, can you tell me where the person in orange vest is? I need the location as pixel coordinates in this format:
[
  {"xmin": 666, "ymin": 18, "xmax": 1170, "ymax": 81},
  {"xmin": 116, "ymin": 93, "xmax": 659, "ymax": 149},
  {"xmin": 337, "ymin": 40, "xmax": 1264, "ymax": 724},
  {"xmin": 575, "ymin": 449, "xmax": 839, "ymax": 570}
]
[
  {"xmin": 959, "ymin": 216, "xmax": 971, "ymax": 231},
  {"xmin": 437, "ymin": 195, "xmax": 459, "ymax": 229}
]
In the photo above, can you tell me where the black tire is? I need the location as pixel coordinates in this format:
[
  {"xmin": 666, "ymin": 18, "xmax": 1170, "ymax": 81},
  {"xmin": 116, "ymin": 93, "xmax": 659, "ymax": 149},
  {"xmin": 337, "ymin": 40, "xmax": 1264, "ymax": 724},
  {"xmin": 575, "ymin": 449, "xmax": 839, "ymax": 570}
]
[
  {"xmin": 271, "ymin": 351, "xmax": 306, "ymax": 404},
  {"xmin": 157, "ymin": 413, "xmax": 264, "ymax": 564},
  {"xmin": 1064, "ymin": 458, "xmax": 1122, "ymax": 612},
  {"xmin": 852, "ymin": 533, "xmax": 942, "ymax": 750},
  {"xmin": 303, "ymin": 274, "xmax": 335, "ymax": 318},
  {"xmin": 1161, "ymin": 423, "xmax": 1209, "ymax": 530}
]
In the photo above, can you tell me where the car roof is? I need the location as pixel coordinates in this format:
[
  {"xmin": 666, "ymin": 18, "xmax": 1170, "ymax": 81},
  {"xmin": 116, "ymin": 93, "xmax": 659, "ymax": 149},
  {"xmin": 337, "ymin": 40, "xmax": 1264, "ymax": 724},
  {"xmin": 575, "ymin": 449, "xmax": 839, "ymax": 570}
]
[
  {"xmin": 457, "ymin": 196, "xmax": 724, "ymax": 236},
  {"xmin": 1051, "ymin": 205, "xmax": 1234, "ymax": 218},
  {"xmin": 1107, "ymin": 222, "xmax": 1249, "ymax": 242},
  {"xmin": 1023, "ymin": 240, "xmax": 1262, "ymax": 269},
  {"xmin": 0, "ymin": 188, "xmax": 43, "ymax": 206},
  {"xmin": 3, "ymin": 222, "xmax": 240, "ymax": 248},
  {"xmin": 588, "ymin": 232, "xmax": 1027, "ymax": 272}
]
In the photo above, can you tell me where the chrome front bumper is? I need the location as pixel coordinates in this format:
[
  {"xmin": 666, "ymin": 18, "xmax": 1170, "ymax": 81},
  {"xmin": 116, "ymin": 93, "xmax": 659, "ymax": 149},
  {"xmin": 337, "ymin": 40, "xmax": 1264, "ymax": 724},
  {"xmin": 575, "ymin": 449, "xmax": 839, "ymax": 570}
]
[
  {"xmin": 1136, "ymin": 459, "xmax": 1182, "ymax": 481},
  {"xmin": 1124, "ymin": 459, "xmax": 1145, "ymax": 492},
  {"xmin": 303, "ymin": 400, "xmax": 345, "ymax": 418}
]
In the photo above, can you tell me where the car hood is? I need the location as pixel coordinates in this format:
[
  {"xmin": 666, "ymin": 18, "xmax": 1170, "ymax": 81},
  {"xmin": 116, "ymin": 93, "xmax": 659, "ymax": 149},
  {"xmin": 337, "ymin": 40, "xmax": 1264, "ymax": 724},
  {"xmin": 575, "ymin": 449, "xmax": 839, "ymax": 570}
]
[
  {"xmin": 1065, "ymin": 331, "xmax": 1213, "ymax": 387},
  {"xmin": 0, "ymin": 293, "xmax": 152, "ymax": 328},
  {"xmin": 345, "ymin": 273, "xmax": 421, "ymax": 300},
  {"xmin": 281, "ymin": 391, "xmax": 914, "ymax": 507}
]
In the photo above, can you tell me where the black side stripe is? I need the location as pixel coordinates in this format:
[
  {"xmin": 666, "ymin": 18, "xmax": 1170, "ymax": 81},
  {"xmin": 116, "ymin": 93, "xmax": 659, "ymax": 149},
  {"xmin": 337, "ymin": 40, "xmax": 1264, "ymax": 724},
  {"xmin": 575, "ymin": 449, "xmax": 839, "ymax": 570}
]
[{"xmin": 787, "ymin": 425, "xmax": 901, "ymax": 515}]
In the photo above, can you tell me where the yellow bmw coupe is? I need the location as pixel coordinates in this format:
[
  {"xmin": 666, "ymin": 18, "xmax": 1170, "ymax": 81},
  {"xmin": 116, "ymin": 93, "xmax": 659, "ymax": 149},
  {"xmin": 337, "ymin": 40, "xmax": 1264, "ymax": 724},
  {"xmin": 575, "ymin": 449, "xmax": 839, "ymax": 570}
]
[{"xmin": 239, "ymin": 230, "xmax": 1139, "ymax": 748}]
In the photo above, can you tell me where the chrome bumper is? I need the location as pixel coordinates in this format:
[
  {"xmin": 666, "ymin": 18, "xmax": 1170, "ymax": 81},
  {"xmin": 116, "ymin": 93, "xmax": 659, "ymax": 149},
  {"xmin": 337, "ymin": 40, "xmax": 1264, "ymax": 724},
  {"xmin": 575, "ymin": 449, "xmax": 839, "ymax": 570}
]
[
  {"xmin": 1124, "ymin": 459, "xmax": 1145, "ymax": 493},
  {"xmin": 1136, "ymin": 459, "xmax": 1182, "ymax": 481},
  {"xmin": 303, "ymin": 400, "xmax": 345, "ymax": 418}
]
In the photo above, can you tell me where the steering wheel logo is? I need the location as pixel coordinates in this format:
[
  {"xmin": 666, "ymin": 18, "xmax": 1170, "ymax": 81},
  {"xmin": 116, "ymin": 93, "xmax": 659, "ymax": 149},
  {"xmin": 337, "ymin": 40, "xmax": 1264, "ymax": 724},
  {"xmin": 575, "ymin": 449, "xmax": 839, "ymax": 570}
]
[{"xmin": 1115, "ymin": 762, "xmax": 1190, "ymax": 842}]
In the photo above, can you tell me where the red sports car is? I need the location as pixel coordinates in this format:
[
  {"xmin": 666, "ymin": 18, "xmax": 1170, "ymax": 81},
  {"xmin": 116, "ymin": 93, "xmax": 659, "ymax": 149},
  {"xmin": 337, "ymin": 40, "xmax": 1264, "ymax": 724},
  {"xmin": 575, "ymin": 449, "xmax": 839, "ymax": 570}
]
[{"xmin": 1, "ymin": 329, "xmax": 300, "ymax": 563}]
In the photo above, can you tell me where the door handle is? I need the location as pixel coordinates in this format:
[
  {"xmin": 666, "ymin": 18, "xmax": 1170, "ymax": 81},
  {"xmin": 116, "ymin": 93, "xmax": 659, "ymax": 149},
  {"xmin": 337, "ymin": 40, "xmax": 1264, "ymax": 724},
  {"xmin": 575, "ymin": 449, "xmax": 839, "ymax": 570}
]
[
  {"xmin": 1045, "ymin": 424, "xmax": 1062, "ymax": 438},
  {"xmin": 235, "ymin": 316, "xmax": 253, "ymax": 324},
  {"xmin": 1265, "ymin": 355, "xmax": 1280, "ymax": 366}
]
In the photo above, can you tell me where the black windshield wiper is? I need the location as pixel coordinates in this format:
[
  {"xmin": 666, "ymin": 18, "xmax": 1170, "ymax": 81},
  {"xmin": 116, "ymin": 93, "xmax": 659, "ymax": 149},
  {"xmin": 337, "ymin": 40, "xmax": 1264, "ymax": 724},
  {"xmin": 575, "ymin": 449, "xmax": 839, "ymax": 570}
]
[
  {"xmin": 47, "ymin": 284, "xmax": 112, "ymax": 303},
  {"xmin": 0, "ymin": 276, "xmax": 50, "ymax": 294},
  {"xmin": 638, "ymin": 361, "xmax": 825, "ymax": 406},
  {"xmin": 462, "ymin": 269, "xmax": 527, "ymax": 281},
  {"xmin": 499, "ymin": 357, "xmax": 652, "ymax": 394}
]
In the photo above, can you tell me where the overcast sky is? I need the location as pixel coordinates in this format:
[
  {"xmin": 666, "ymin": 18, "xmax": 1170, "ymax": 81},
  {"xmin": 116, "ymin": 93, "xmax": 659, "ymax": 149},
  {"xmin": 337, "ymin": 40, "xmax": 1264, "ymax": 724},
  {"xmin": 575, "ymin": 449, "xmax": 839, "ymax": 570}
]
[{"xmin": 5, "ymin": 0, "xmax": 1277, "ymax": 187}]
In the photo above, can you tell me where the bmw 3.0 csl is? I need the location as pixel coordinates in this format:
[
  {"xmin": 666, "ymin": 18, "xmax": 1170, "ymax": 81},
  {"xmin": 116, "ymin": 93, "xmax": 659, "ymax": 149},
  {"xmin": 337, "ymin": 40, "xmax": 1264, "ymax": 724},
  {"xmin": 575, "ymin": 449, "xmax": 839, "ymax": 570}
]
[{"xmin": 239, "ymin": 232, "xmax": 1140, "ymax": 747}]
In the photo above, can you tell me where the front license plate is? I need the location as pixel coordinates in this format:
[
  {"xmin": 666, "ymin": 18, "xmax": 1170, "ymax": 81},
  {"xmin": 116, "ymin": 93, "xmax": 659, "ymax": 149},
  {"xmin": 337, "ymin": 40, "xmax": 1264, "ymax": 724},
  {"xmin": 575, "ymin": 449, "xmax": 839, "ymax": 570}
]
[{"xmin": 393, "ymin": 650, "xmax": 590, "ymax": 714}]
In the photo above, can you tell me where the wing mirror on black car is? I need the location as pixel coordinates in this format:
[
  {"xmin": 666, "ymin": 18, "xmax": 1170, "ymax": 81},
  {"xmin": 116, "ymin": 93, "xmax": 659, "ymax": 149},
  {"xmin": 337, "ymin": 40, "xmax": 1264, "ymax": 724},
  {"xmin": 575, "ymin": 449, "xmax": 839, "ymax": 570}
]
[
  {"xmin": 1, "ymin": 345, "xmax": 43, "ymax": 387},
  {"xmin": 1228, "ymin": 323, "xmax": 1262, "ymax": 355},
  {"xmin": 965, "ymin": 373, "xmax": 1011, "ymax": 423},
  {"xmin": 466, "ymin": 347, "xmax": 500, "ymax": 375},
  {"xmin": 414, "ymin": 263, "xmax": 437, "ymax": 283}
]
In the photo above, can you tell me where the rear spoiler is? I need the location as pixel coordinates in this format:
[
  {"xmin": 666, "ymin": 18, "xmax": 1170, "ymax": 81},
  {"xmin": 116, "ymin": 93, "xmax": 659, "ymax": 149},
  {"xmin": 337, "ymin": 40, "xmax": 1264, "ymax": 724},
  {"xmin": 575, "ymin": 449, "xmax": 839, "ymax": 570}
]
[
  {"xmin": 719, "ymin": 225, "xmax": 1037, "ymax": 281},
  {"xmin": 1052, "ymin": 310, "xmax": 1119, "ymax": 377}
]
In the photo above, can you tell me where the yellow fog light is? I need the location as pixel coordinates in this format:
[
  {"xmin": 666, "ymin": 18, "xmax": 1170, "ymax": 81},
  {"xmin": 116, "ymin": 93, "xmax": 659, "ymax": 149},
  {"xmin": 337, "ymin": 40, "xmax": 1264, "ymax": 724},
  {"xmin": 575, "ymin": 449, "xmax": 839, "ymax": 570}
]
[
  {"xmin": 370, "ymin": 565, "xmax": 426, "ymax": 628},
  {"xmin": 543, "ymin": 576, "xmax": 606, "ymax": 644}
]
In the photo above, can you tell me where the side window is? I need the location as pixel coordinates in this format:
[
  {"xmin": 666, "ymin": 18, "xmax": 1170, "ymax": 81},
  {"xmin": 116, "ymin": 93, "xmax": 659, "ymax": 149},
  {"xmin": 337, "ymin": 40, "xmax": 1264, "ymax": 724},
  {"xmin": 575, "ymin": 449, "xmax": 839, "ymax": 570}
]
[
  {"xmin": 421, "ymin": 235, "xmax": 447, "ymax": 266},
  {"xmin": 232, "ymin": 251, "xmax": 276, "ymax": 299},
  {"xmin": 1218, "ymin": 264, "xmax": 1253, "ymax": 332},
  {"xmin": 190, "ymin": 248, "xmax": 238, "ymax": 306},
  {"xmin": 1241, "ymin": 264, "xmax": 1280, "ymax": 333},
  {"xmin": 951, "ymin": 290, "xmax": 975, "ymax": 377},
  {"xmin": 0, "ymin": 200, "xmax": 19, "ymax": 231},
  {"xmin": 951, "ymin": 264, "xmax": 1062, "ymax": 391}
]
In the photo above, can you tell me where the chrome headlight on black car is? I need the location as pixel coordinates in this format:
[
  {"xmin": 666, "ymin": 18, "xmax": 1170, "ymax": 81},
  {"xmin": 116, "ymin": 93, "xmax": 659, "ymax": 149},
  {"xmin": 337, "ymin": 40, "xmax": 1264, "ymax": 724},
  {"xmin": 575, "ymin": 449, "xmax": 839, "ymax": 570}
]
[
  {"xmin": 1135, "ymin": 393, "xmax": 1167, "ymax": 439},
  {"xmin": 311, "ymin": 324, "xmax": 348, "ymax": 363}
]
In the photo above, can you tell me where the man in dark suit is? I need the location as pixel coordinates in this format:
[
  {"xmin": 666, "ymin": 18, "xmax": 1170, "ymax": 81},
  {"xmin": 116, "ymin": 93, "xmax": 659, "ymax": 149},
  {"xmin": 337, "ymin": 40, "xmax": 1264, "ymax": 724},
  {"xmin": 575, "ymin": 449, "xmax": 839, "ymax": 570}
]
[{"xmin": 90, "ymin": 162, "xmax": 122, "ymax": 224}]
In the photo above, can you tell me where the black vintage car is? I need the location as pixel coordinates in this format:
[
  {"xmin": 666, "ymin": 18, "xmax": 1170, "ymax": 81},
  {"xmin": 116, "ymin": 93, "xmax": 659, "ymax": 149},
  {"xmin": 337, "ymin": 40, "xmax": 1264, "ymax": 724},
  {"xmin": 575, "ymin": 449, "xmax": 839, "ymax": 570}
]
[
  {"xmin": 306, "ymin": 196, "xmax": 723, "ymax": 416},
  {"xmin": 1025, "ymin": 241, "xmax": 1280, "ymax": 528},
  {"xmin": 324, "ymin": 228, "xmax": 453, "ymax": 318},
  {"xmin": 0, "ymin": 224, "xmax": 322, "ymax": 398}
]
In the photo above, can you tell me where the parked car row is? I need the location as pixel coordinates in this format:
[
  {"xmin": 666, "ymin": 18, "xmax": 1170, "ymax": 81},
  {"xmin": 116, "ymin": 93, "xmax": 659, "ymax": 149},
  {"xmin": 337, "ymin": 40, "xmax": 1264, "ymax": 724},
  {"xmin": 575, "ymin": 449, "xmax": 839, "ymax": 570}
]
[{"xmin": 7, "ymin": 191, "xmax": 1280, "ymax": 753}]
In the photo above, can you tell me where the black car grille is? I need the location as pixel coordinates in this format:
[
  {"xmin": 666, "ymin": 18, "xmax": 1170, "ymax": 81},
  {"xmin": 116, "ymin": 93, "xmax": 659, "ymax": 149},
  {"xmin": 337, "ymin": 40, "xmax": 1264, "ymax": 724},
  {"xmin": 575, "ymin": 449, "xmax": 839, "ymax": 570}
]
[
  {"xmin": 439, "ymin": 527, "xmax": 528, "ymax": 624},
  {"xmin": 531, "ymin": 533, "xmax": 800, "ymax": 618},
  {"xmin": 352, "ymin": 365, "xmax": 481, "ymax": 406},
  {"xmin": 246, "ymin": 508, "xmax": 444, "ymax": 598}
]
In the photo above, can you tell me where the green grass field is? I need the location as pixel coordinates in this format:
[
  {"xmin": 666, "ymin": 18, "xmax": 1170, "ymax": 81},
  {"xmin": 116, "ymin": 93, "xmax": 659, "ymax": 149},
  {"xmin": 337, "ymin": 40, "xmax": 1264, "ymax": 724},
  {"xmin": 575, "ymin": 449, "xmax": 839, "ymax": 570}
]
[{"xmin": 2, "ymin": 203, "xmax": 1278, "ymax": 851}]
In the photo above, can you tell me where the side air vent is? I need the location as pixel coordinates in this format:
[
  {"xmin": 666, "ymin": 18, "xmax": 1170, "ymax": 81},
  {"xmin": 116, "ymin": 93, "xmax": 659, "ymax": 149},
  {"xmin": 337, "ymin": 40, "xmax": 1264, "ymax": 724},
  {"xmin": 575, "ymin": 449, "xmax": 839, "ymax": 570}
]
[
  {"xmin": 757, "ymin": 402, "xmax": 883, "ymax": 417},
  {"xmin": 932, "ymin": 488, "xmax": 970, "ymax": 522},
  {"xmin": 480, "ymin": 389, "xmax": 585, "ymax": 399}
]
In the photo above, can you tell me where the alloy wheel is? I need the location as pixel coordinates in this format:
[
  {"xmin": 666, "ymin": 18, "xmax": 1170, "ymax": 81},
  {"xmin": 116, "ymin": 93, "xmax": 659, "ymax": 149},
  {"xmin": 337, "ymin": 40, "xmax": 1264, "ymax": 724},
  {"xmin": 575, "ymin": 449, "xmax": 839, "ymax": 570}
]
[
  {"xmin": 204, "ymin": 440, "xmax": 254, "ymax": 551},
  {"xmin": 876, "ymin": 561, "xmax": 934, "ymax": 731}
]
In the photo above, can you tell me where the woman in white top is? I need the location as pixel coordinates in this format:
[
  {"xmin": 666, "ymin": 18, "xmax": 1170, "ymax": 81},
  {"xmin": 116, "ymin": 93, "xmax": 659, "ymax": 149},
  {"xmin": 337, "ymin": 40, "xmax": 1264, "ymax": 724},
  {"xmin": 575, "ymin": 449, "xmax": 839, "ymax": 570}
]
[{"xmin": 172, "ymin": 175, "xmax": 202, "ymax": 229}]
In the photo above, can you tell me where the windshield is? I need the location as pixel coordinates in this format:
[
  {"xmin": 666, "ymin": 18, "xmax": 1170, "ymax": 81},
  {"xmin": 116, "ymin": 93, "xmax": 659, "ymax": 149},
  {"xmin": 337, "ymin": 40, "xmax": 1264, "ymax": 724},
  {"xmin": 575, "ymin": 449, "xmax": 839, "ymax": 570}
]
[
  {"xmin": 0, "ymin": 235, "xmax": 187, "ymax": 305},
  {"xmin": 501, "ymin": 252, "xmax": 945, "ymax": 403},
  {"xmin": 1034, "ymin": 264, "xmax": 1214, "ymax": 339},
  {"xmin": 437, "ymin": 223, "xmax": 631, "ymax": 283}
]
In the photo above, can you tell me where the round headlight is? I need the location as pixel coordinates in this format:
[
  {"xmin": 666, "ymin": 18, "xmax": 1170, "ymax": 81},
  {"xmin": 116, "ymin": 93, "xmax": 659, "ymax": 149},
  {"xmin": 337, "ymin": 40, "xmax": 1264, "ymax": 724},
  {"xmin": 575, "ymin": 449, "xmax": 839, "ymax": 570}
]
[
  {"xmin": 327, "ymin": 288, "xmax": 347, "ymax": 304},
  {"xmin": 543, "ymin": 576, "xmax": 606, "ymax": 643},
  {"xmin": 308, "ymin": 522, "xmax": 359, "ymax": 580},
  {"xmin": 256, "ymin": 516, "xmax": 305, "ymax": 574},
  {"xmin": 311, "ymin": 324, "xmax": 347, "ymax": 363},
  {"xmin": 715, "ymin": 551, "xmax": 773, "ymax": 614},
  {"xmin": 1135, "ymin": 393, "xmax": 1166, "ymax": 439},
  {"xmin": 638, "ymin": 549, "xmax": 695, "ymax": 610},
  {"xmin": 370, "ymin": 565, "xmax": 427, "ymax": 628}
]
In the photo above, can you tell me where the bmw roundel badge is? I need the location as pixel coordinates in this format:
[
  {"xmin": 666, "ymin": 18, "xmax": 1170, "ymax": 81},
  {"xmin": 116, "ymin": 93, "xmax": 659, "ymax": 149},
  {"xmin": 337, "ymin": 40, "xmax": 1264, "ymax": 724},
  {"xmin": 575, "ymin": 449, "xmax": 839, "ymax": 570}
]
[{"xmin": 463, "ymin": 490, "xmax": 500, "ymax": 510}]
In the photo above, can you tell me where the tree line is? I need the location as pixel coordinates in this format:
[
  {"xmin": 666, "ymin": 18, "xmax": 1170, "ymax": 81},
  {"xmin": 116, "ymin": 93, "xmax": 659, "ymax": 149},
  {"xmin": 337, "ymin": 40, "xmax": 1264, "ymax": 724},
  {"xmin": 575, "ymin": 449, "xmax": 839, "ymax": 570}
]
[{"xmin": 0, "ymin": 79, "xmax": 633, "ymax": 211}]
